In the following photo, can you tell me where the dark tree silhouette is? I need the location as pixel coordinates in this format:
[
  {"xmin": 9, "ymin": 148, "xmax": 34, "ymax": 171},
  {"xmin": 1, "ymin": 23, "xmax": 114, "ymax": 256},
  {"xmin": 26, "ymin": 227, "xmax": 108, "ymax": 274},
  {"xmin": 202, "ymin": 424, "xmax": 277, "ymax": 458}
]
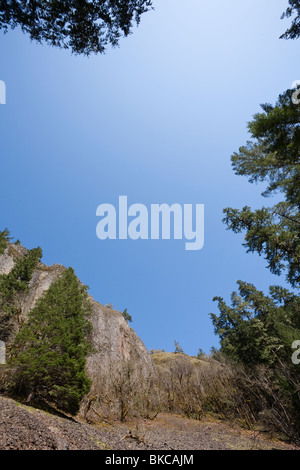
[
  {"xmin": 281, "ymin": 0, "xmax": 300, "ymax": 39},
  {"xmin": 0, "ymin": 0, "xmax": 153, "ymax": 55}
]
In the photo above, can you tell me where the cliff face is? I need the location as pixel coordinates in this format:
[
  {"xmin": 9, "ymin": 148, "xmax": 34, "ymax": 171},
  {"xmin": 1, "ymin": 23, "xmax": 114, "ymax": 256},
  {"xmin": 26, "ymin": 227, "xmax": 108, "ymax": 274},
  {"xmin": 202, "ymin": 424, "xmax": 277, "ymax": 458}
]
[
  {"xmin": 83, "ymin": 300, "xmax": 159, "ymax": 421},
  {"xmin": 0, "ymin": 243, "xmax": 159, "ymax": 421}
]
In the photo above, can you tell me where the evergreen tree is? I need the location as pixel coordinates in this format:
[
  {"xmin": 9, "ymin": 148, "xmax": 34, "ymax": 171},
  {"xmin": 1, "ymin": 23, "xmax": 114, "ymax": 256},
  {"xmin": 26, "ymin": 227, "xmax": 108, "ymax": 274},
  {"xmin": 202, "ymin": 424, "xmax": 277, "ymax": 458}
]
[
  {"xmin": 281, "ymin": 0, "xmax": 300, "ymax": 40},
  {"xmin": 0, "ymin": 228, "xmax": 12, "ymax": 255},
  {"xmin": 211, "ymin": 281, "xmax": 300, "ymax": 367},
  {"xmin": 174, "ymin": 340, "xmax": 183, "ymax": 354},
  {"xmin": 0, "ymin": 0, "xmax": 153, "ymax": 55},
  {"xmin": 122, "ymin": 308, "xmax": 132, "ymax": 323},
  {"xmin": 8, "ymin": 268, "xmax": 92, "ymax": 415},
  {"xmin": 213, "ymin": 88, "xmax": 300, "ymax": 361},
  {"xmin": 0, "ymin": 246, "xmax": 42, "ymax": 302},
  {"xmin": 196, "ymin": 348, "xmax": 205, "ymax": 359},
  {"xmin": 223, "ymin": 88, "xmax": 300, "ymax": 287},
  {"xmin": 211, "ymin": 87, "xmax": 300, "ymax": 441},
  {"xmin": 0, "ymin": 247, "xmax": 43, "ymax": 341}
]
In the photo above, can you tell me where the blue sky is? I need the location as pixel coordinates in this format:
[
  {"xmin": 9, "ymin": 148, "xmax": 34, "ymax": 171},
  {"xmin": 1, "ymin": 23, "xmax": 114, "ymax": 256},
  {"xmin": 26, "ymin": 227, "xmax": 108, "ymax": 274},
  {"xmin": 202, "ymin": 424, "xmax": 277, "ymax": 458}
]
[{"xmin": 0, "ymin": 0, "xmax": 298, "ymax": 355}]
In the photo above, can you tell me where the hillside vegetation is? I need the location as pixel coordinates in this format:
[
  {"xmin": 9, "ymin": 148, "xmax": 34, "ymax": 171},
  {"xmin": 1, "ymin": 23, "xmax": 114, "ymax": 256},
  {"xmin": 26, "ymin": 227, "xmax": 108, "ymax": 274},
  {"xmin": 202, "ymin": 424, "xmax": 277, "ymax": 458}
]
[{"xmin": 0, "ymin": 228, "xmax": 299, "ymax": 447}]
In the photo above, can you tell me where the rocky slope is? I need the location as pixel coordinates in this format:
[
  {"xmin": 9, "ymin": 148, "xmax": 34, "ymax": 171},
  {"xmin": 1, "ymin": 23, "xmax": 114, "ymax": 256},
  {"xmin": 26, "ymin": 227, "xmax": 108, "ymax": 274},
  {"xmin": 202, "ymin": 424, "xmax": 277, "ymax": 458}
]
[
  {"xmin": 0, "ymin": 242, "xmax": 159, "ymax": 421},
  {"xmin": 0, "ymin": 395, "xmax": 297, "ymax": 450}
]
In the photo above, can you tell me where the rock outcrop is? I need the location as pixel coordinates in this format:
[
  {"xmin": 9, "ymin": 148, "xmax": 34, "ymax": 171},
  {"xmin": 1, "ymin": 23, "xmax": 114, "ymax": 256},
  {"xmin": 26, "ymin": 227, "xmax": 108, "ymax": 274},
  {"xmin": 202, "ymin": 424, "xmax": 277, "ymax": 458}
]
[{"xmin": 0, "ymin": 243, "xmax": 159, "ymax": 421}]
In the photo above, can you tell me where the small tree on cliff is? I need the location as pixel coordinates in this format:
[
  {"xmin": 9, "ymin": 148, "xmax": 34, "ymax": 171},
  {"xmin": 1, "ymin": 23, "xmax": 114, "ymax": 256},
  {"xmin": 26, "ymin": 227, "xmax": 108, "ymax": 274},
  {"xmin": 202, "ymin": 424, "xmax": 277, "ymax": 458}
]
[
  {"xmin": 0, "ymin": 246, "xmax": 43, "ymax": 342},
  {"xmin": 174, "ymin": 341, "xmax": 183, "ymax": 354},
  {"xmin": 0, "ymin": 228, "xmax": 11, "ymax": 254},
  {"xmin": 122, "ymin": 308, "xmax": 132, "ymax": 323}
]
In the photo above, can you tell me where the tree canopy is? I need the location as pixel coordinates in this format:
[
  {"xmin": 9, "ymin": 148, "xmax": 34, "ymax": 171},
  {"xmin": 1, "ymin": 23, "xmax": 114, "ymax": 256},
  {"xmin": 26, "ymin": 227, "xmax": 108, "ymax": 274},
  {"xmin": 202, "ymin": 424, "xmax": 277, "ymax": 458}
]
[
  {"xmin": 223, "ymin": 88, "xmax": 300, "ymax": 288},
  {"xmin": 281, "ymin": 0, "xmax": 300, "ymax": 40},
  {"xmin": 0, "ymin": 0, "xmax": 153, "ymax": 55},
  {"xmin": 211, "ymin": 87, "xmax": 300, "ymax": 441},
  {"xmin": 213, "ymin": 87, "xmax": 300, "ymax": 358},
  {"xmin": 211, "ymin": 281, "xmax": 300, "ymax": 367}
]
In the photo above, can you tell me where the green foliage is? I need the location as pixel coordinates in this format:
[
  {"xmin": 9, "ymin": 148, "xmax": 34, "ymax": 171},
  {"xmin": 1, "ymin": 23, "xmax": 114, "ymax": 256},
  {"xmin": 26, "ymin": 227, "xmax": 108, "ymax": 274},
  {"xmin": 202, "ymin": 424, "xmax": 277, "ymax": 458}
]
[
  {"xmin": 0, "ymin": 0, "xmax": 153, "ymax": 55},
  {"xmin": 0, "ymin": 228, "xmax": 12, "ymax": 255},
  {"xmin": 211, "ymin": 282, "xmax": 300, "ymax": 442},
  {"xmin": 211, "ymin": 281, "xmax": 300, "ymax": 367},
  {"xmin": 0, "ymin": 247, "xmax": 43, "ymax": 341},
  {"xmin": 7, "ymin": 268, "xmax": 92, "ymax": 415},
  {"xmin": 231, "ymin": 89, "xmax": 300, "ymax": 203},
  {"xmin": 211, "ymin": 86, "xmax": 300, "ymax": 443},
  {"xmin": 224, "ymin": 89, "xmax": 300, "ymax": 287},
  {"xmin": 174, "ymin": 340, "xmax": 183, "ymax": 354},
  {"xmin": 0, "ymin": 247, "xmax": 42, "ymax": 301},
  {"xmin": 196, "ymin": 348, "xmax": 205, "ymax": 359},
  {"xmin": 122, "ymin": 308, "xmax": 132, "ymax": 323},
  {"xmin": 281, "ymin": 0, "xmax": 300, "ymax": 40}
]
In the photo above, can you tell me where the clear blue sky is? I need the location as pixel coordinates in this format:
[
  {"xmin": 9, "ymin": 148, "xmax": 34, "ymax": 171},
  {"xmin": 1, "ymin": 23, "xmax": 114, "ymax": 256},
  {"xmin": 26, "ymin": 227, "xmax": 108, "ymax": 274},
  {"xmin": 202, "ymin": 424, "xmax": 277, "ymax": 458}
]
[{"xmin": 0, "ymin": 0, "xmax": 298, "ymax": 355}]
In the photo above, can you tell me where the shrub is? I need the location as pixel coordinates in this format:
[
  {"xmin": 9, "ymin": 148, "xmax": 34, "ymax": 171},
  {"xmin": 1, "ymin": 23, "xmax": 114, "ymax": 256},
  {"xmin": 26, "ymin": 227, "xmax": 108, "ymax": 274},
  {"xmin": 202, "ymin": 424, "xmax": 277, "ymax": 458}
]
[{"xmin": 0, "ymin": 228, "xmax": 11, "ymax": 254}]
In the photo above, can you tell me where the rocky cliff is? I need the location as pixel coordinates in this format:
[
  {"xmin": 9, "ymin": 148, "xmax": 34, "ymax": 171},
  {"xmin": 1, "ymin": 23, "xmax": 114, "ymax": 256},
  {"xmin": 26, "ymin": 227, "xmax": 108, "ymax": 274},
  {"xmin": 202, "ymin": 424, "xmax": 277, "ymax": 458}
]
[{"xmin": 0, "ymin": 242, "xmax": 159, "ymax": 421}]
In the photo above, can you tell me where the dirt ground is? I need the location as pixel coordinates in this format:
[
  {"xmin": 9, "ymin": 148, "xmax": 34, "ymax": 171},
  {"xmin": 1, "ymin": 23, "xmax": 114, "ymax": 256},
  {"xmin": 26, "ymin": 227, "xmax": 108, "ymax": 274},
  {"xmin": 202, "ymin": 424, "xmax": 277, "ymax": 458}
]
[{"xmin": 0, "ymin": 395, "xmax": 298, "ymax": 451}]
